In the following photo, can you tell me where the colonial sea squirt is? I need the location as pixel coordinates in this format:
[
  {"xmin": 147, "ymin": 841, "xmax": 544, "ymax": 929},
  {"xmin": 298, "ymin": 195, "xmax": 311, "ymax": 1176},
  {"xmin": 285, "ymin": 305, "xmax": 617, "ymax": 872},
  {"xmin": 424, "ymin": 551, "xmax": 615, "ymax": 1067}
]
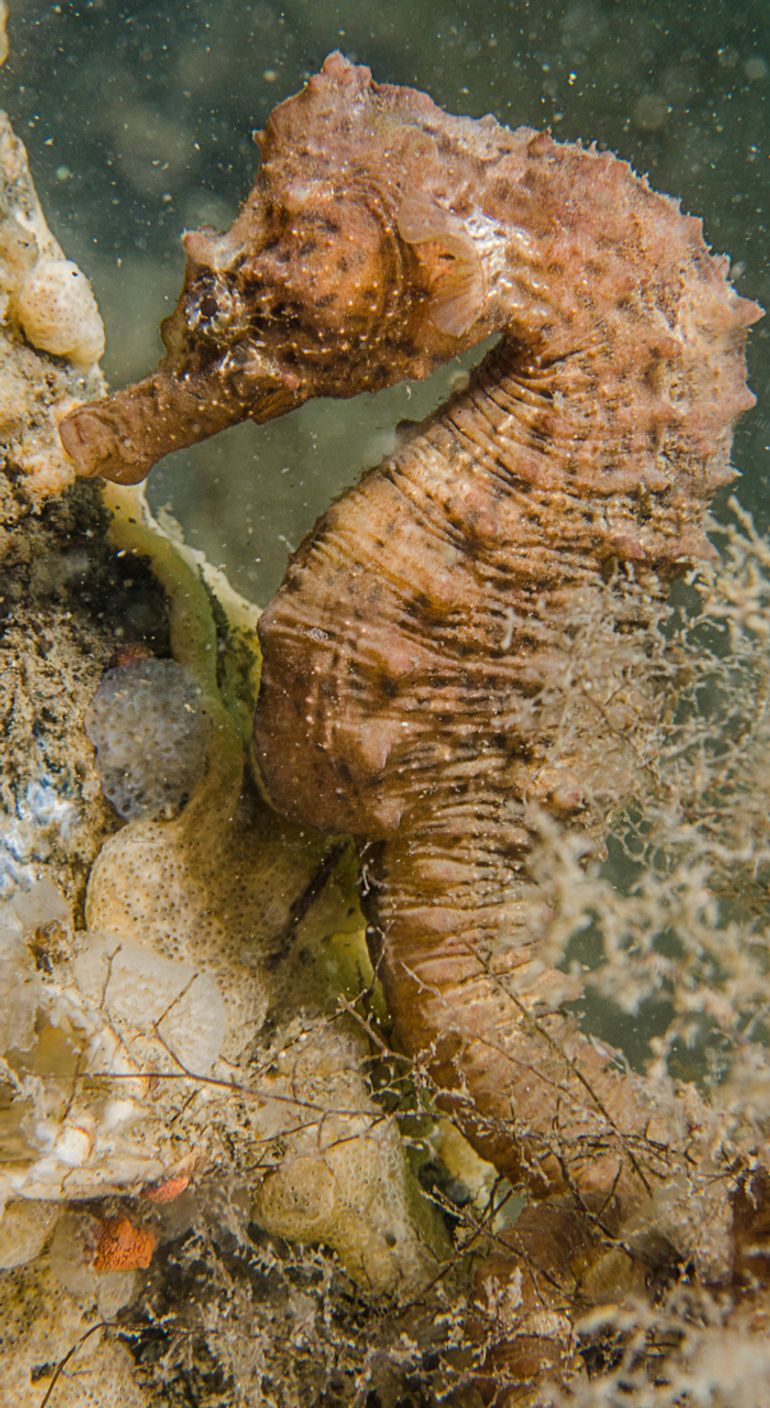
[{"xmin": 60, "ymin": 54, "xmax": 765, "ymax": 1392}]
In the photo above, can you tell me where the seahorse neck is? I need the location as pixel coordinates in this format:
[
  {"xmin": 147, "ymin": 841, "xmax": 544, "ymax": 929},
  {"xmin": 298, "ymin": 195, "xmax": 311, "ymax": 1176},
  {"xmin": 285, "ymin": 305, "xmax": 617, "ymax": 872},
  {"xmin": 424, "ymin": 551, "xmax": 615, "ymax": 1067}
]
[
  {"xmin": 403, "ymin": 132, "xmax": 759, "ymax": 568},
  {"xmin": 384, "ymin": 336, "xmax": 673, "ymax": 576}
]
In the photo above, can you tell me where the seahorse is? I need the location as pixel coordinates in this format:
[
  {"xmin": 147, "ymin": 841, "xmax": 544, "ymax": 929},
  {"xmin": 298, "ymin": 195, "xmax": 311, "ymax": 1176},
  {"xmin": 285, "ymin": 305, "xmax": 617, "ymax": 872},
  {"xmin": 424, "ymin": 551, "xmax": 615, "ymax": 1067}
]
[{"xmin": 61, "ymin": 53, "xmax": 764, "ymax": 1394}]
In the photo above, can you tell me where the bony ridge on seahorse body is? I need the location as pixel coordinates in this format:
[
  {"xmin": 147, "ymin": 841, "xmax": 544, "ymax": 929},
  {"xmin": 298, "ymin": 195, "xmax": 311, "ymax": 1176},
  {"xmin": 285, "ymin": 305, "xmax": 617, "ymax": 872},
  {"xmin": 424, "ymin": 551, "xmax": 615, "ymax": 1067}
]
[{"xmin": 60, "ymin": 52, "xmax": 765, "ymax": 1394}]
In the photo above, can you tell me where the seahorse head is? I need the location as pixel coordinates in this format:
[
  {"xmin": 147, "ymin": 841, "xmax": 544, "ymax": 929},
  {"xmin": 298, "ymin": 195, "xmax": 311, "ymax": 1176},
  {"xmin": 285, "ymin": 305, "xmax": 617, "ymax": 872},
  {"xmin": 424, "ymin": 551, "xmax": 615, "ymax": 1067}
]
[
  {"xmin": 60, "ymin": 54, "xmax": 505, "ymax": 483},
  {"xmin": 171, "ymin": 52, "xmax": 504, "ymax": 373}
]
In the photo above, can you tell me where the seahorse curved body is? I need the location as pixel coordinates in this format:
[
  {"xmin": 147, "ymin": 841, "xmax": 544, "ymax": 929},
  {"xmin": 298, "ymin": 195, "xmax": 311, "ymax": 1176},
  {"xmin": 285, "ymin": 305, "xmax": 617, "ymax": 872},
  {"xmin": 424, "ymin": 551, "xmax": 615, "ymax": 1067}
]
[{"xmin": 60, "ymin": 54, "xmax": 763, "ymax": 1392}]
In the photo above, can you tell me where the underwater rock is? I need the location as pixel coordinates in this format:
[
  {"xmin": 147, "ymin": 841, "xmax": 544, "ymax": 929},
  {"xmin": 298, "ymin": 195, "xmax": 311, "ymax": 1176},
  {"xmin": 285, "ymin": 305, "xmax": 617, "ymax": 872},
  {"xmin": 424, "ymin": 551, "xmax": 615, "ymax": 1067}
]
[
  {"xmin": 0, "ymin": 112, "xmax": 104, "ymax": 501},
  {"xmin": 14, "ymin": 254, "xmax": 105, "ymax": 367},
  {"xmin": 1, "ymin": 1249, "xmax": 152, "ymax": 1408},
  {"xmin": 250, "ymin": 1021, "xmax": 442, "ymax": 1295},
  {"xmin": 0, "ymin": 881, "xmax": 189, "ymax": 1210},
  {"xmin": 72, "ymin": 930, "xmax": 226, "ymax": 1076},
  {"xmin": 0, "ymin": 1200, "xmax": 58, "ymax": 1271},
  {"xmin": 0, "ymin": 112, "xmax": 161, "ymax": 908}
]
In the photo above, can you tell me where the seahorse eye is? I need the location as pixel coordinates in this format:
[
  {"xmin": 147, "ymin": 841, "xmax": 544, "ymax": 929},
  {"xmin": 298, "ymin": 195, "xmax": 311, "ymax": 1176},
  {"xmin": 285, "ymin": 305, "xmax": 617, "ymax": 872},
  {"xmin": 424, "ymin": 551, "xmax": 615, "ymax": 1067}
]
[
  {"xmin": 185, "ymin": 277, "xmax": 243, "ymax": 343},
  {"xmin": 198, "ymin": 292, "xmax": 220, "ymax": 320}
]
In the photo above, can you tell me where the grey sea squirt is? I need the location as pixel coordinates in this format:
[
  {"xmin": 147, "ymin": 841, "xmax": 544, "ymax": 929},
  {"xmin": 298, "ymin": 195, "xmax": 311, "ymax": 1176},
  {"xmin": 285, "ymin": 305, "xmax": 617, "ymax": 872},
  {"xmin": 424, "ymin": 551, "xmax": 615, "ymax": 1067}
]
[{"xmin": 60, "ymin": 54, "xmax": 767, "ymax": 1395}]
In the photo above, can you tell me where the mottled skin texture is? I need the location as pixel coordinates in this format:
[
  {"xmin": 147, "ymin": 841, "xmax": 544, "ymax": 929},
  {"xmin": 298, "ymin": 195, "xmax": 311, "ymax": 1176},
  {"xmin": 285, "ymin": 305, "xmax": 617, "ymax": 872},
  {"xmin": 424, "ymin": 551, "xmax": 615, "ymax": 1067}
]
[{"xmin": 61, "ymin": 55, "xmax": 765, "ymax": 1398}]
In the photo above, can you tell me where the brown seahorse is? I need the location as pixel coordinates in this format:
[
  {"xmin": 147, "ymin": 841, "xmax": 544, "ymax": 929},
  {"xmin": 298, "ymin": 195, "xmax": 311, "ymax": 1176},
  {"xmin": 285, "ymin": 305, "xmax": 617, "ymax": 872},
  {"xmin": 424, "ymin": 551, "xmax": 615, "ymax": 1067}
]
[{"xmin": 61, "ymin": 54, "xmax": 765, "ymax": 1397}]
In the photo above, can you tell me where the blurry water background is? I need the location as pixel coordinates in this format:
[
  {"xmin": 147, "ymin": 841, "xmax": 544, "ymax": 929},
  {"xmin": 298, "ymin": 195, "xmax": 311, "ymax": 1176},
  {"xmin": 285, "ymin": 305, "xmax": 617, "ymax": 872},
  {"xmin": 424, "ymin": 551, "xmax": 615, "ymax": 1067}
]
[{"xmin": 3, "ymin": 0, "xmax": 768, "ymax": 602}]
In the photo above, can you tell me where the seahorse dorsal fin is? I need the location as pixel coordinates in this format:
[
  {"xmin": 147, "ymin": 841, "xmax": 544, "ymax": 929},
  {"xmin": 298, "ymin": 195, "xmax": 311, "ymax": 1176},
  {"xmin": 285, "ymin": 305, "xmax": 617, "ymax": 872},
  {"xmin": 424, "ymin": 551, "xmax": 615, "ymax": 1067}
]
[{"xmin": 397, "ymin": 192, "xmax": 485, "ymax": 337}]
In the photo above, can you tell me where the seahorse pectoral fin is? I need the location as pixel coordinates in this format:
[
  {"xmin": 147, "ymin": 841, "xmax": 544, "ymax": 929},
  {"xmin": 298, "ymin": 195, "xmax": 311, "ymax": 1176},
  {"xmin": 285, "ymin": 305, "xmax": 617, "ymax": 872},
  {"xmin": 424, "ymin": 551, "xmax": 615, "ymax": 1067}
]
[
  {"xmin": 397, "ymin": 191, "xmax": 485, "ymax": 337},
  {"xmin": 248, "ymin": 380, "xmax": 306, "ymax": 426},
  {"xmin": 429, "ymin": 263, "xmax": 486, "ymax": 338},
  {"xmin": 396, "ymin": 190, "xmax": 454, "ymax": 245}
]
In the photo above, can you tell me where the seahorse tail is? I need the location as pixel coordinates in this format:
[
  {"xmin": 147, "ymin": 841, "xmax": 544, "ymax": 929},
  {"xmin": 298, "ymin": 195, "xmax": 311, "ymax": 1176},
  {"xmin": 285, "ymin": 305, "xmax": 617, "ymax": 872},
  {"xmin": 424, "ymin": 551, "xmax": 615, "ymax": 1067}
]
[{"xmin": 362, "ymin": 809, "xmax": 708, "ymax": 1243}]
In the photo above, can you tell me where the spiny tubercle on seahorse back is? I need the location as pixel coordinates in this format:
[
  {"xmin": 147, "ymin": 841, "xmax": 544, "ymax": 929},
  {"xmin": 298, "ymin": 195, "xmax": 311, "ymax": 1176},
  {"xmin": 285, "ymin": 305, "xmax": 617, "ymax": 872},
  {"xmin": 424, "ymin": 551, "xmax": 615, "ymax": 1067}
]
[{"xmin": 60, "ymin": 52, "xmax": 764, "ymax": 1393}]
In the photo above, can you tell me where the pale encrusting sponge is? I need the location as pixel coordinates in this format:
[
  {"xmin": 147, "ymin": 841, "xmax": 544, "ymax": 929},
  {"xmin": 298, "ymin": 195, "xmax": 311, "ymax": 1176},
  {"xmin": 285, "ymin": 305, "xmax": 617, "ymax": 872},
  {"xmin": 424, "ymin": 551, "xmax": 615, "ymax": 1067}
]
[{"xmin": 85, "ymin": 657, "xmax": 210, "ymax": 820}]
